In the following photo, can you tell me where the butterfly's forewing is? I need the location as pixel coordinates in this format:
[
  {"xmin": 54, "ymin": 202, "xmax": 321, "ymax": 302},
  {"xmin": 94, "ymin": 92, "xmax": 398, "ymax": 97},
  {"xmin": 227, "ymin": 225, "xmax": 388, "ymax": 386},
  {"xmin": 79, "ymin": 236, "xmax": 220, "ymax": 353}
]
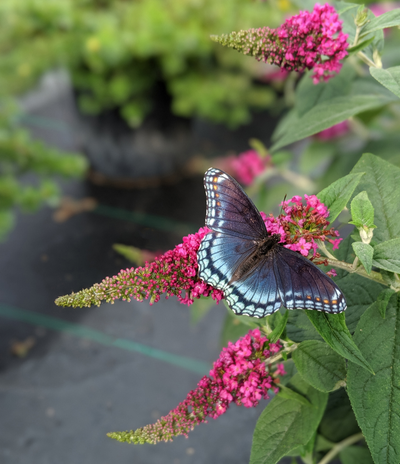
[
  {"xmin": 273, "ymin": 247, "xmax": 346, "ymax": 313},
  {"xmin": 203, "ymin": 168, "xmax": 266, "ymax": 240}
]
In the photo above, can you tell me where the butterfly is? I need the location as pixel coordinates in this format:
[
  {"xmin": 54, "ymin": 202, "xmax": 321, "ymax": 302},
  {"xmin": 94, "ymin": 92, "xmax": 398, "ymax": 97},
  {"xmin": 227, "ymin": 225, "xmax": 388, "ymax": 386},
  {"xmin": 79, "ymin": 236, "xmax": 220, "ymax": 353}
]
[{"xmin": 197, "ymin": 168, "xmax": 347, "ymax": 318}]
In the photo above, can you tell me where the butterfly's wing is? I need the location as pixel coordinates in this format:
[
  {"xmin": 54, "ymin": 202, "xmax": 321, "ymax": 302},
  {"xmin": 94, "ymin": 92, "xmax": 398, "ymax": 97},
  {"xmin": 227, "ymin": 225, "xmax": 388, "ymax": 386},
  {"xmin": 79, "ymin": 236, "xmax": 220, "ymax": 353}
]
[
  {"xmin": 198, "ymin": 167, "xmax": 346, "ymax": 317},
  {"xmin": 273, "ymin": 246, "xmax": 347, "ymax": 313},
  {"xmin": 203, "ymin": 168, "xmax": 267, "ymax": 240},
  {"xmin": 223, "ymin": 252, "xmax": 283, "ymax": 317},
  {"xmin": 198, "ymin": 231, "xmax": 258, "ymax": 291},
  {"xmin": 223, "ymin": 246, "xmax": 346, "ymax": 317},
  {"xmin": 198, "ymin": 167, "xmax": 267, "ymax": 294}
]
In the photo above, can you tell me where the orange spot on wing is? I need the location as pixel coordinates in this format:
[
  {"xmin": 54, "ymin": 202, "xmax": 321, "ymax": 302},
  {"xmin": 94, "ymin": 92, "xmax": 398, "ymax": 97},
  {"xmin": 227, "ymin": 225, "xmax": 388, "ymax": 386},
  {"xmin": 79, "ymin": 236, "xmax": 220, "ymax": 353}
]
[
  {"xmin": 213, "ymin": 177, "xmax": 218, "ymax": 182},
  {"xmin": 216, "ymin": 201, "xmax": 221, "ymax": 206},
  {"xmin": 332, "ymin": 300, "xmax": 337, "ymax": 304},
  {"xmin": 306, "ymin": 295, "xmax": 311, "ymax": 299},
  {"xmin": 323, "ymin": 299, "xmax": 329, "ymax": 304},
  {"xmin": 215, "ymin": 193, "xmax": 219, "ymax": 198},
  {"xmin": 316, "ymin": 297, "xmax": 321, "ymax": 301},
  {"xmin": 213, "ymin": 185, "xmax": 218, "ymax": 191}
]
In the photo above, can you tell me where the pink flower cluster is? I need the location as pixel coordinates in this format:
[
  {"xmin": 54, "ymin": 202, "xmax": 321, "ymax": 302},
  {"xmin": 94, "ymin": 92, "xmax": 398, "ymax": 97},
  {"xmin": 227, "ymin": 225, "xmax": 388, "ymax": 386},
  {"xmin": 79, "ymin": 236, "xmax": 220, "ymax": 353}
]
[
  {"xmin": 316, "ymin": 121, "xmax": 349, "ymax": 140},
  {"xmin": 280, "ymin": 3, "xmax": 349, "ymax": 83},
  {"xmin": 109, "ymin": 329, "xmax": 285, "ymax": 444},
  {"xmin": 230, "ymin": 149, "xmax": 271, "ymax": 185},
  {"xmin": 55, "ymin": 227, "xmax": 224, "ymax": 308},
  {"xmin": 213, "ymin": 3, "xmax": 348, "ymax": 84},
  {"xmin": 211, "ymin": 149, "xmax": 272, "ymax": 186},
  {"xmin": 101, "ymin": 227, "xmax": 224, "ymax": 305},
  {"xmin": 262, "ymin": 194, "xmax": 342, "ymax": 263}
]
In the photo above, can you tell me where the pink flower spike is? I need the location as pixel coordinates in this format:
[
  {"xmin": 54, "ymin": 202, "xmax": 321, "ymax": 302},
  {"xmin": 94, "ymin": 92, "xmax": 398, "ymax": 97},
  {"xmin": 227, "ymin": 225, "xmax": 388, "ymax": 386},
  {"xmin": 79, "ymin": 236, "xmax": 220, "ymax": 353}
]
[{"xmin": 117, "ymin": 329, "xmax": 285, "ymax": 444}]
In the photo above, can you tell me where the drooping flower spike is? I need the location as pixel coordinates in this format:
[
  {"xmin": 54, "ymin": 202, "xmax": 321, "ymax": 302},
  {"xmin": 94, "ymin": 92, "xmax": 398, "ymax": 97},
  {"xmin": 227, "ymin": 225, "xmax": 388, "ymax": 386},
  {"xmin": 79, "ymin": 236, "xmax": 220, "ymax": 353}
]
[{"xmin": 108, "ymin": 329, "xmax": 286, "ymax": 444}]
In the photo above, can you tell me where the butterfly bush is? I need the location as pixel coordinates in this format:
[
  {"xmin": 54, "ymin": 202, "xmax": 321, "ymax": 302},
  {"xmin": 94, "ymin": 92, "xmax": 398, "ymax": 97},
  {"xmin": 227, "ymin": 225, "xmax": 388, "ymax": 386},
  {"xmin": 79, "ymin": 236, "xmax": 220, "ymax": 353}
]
[
  {"xmin": 108, "ymin": 329, "xmax": 285, "ymax": 444},
  {"xmin": 211, "ymin": 3, "xmax": 349, "ymax": 84},
  {"xmin": 55, "ymin": 195, "xmax": 342, "ymax": 308}
]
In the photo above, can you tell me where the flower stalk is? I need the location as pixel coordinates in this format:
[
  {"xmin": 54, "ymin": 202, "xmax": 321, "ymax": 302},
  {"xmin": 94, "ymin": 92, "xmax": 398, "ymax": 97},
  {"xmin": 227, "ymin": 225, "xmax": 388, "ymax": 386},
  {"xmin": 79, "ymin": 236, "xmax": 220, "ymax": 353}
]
[{"xmin": 108, "ymin": 329, "xmax": 286, "ymax": 444}]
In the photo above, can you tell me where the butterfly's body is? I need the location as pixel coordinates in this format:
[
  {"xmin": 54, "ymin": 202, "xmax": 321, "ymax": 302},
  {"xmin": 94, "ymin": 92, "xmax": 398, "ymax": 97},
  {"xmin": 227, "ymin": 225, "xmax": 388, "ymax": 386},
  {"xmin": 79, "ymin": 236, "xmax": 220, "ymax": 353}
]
[
  {"xmin": 197, "ymin": 168, "xmax": 347, "ymax": 317},
  {"xmin": 230, "ymin": 234, "xmax": 280, "ymax": 284}
]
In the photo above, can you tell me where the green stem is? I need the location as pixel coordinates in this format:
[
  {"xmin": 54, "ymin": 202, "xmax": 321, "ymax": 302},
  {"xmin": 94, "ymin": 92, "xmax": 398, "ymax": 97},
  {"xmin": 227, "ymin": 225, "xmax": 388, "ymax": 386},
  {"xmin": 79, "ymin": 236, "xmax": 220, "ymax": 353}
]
[
  {"xmin": 247, "ymin": 167, "xmax": 315, "ymax": 198},
  {"xmin": 316, "ymin": 433, "xmax": 364, "ymax": 464},
  {"xmin": 267, "ymin": 342, "xmax": 298, "ymax": 365},
  {"xmin": 357, "ymin": 51, "xmax": 376, "ymax": 68},
  {"xmin": 325, "ymin": 257, "xmax": 387, "ymax": 286},
  {"xmin": 352, "ymin": 26, "xmax": 361, "ymax": 47}
]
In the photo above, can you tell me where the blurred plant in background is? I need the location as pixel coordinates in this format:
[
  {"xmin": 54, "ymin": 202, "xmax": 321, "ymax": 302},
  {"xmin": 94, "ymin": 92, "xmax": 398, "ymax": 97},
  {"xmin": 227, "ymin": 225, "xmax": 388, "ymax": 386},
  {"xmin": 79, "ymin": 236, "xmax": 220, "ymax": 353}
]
[
  {"xmin": 0, "ymin": 102, "xmax": 87, "ymax": 240},
  {"xmin": 0, "ymin": 0, "xmax": 290, "ymax": 128}
]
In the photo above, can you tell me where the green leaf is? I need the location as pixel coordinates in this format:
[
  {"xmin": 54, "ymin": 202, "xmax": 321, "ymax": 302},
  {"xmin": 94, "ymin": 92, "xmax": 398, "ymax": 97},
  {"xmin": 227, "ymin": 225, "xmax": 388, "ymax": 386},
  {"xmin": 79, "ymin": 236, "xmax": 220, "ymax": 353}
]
[
  {"xmin": 352, "ymin": 242, "xmax": 374, "ymax": 274},
  {"xmin": 278, "ymin": 384, "xmax": 311, "ymax": 406},
  {"xmin": 347, "ymin": 37, "xmax": 375, "ymax": 55},
  {"xmin": 292, "ymin": 340, "xmax": 346, "ymax": 392},
  {"xmin": 328, "ymin": 235, "xmax": 385, "ymax": 331},
  {"xmin": 286, "ymin": 430, "xmax": 317, "ymax": 459},
  {"xmin": 360, "ymin": 9, "xmax": 400, "ymax": 37},
  {"xmin": 377, "ymin": 288, "xmax": 396, "ymax": 319},
  {"xmin": 286, "ymin": 310, "xmax": 323, "ymax": 343},
  {"xmin": 347, "ymin": 294, "xmax": 400, "ymax": 464},
  {"xmin": 319, "ymin": 388, "xmax": 360, "ymax": 443},
  {"xmin": 349, "ymin": 191, "xmax": 376, "ymax": 228},
  {"xmin": 306, "ymin": 311, "xmax": 374, "ymax": 374},
  {"xmin": 370, "ymin": 66, "xmax": 400, "ymax": 99},
  {"xmin": 268, "ymin": 310, "xmax": 289, "ymax": 343},
  {"xmin": 221, "ymin": 311, "xmax": 251, "ymax": 346},
  {"xmin": 295, "ymin": 65, "xmax": 356, "ymax": 118},
  {"xmin": 335, "ymin": 1, "xmax": 359, "ymax": 16},
  {"xmin": 350, "ymin": 154, "xmax": 400, "ymax": 243},
  {"xmin": 279, "ymin": 359, "xmax": 297, "ymax": 386},
  {"xmin": 250, "ymin": 374, "xmax": 328, "ymax": 464},
  {"xmin": 381, "ymin": 269, "xmax": 398, "ymax": 287},
  {"xmin": 315, "ymin": 434, "xmax": 335, "ymax": 452},
  {"xmin": 190, "ymin": 296, "xmax": 214, "ymax": 324},
  {"xmin": 317, "ymin": 172, "xmax": 365, "ymax": 223},
  {"xmin": 339, "ymin": 446, "xmax": 374, "ymax": 464},
  {"xmin": 372, "ymin": 238, "xmax": 400, "ymax": 274},
  {"xmin": 299, "ymin": 140, "xmax": 335, "ymax": 178},
  {"xmin": 270, "ymin": 81, "xmax": 397, "ymax": 151}
]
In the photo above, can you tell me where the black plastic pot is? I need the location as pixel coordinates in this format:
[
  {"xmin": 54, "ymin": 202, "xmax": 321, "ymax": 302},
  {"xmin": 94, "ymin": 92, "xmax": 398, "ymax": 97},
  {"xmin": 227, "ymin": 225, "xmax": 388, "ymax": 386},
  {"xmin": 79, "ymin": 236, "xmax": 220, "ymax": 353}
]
[{"xmin": 74, "ymin": 83, "xmax": 193, "ymax": 187}]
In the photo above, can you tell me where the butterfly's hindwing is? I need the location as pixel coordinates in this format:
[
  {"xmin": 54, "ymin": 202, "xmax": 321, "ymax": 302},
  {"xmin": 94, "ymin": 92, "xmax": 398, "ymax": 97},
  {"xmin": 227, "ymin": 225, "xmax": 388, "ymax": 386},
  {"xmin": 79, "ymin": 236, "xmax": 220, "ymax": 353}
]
[
  {"xmin": 198, "ymin": 231, "xmax": 256, "ymax": 290},
  {"xmin": 204, "ymin": 168, "xmax": 266, "ymax": 240},
  {"xmin": 224, "ymin": 253, "xmax": 282, "ymax": 317},
  {"xmin": 273, "ymin": 246, "xmax": 346, "ymax": 313}
]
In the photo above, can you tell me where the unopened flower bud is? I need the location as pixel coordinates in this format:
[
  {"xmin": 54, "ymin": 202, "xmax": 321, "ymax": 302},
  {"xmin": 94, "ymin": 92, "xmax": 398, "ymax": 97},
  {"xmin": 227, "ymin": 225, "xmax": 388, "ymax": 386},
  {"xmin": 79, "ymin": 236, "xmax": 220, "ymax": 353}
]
[
  {"xmin": 355, "ymin": 6, "xmax": 369, "ymax": 28},
  {"xmin": 373, "ymin": 49, "xmax": 383, "ymax": 69},
  {"xmin": 360, "ymin": 226, "xmax": 374, "ymax": 244}
]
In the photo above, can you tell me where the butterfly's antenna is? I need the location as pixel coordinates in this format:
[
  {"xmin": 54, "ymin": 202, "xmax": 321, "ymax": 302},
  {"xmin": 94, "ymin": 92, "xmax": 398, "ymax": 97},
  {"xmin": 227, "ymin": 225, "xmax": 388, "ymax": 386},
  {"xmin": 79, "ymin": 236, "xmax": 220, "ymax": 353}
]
[{"xmin": 279, "ymin": 194, "xmax": 287, "ymax": 216}]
